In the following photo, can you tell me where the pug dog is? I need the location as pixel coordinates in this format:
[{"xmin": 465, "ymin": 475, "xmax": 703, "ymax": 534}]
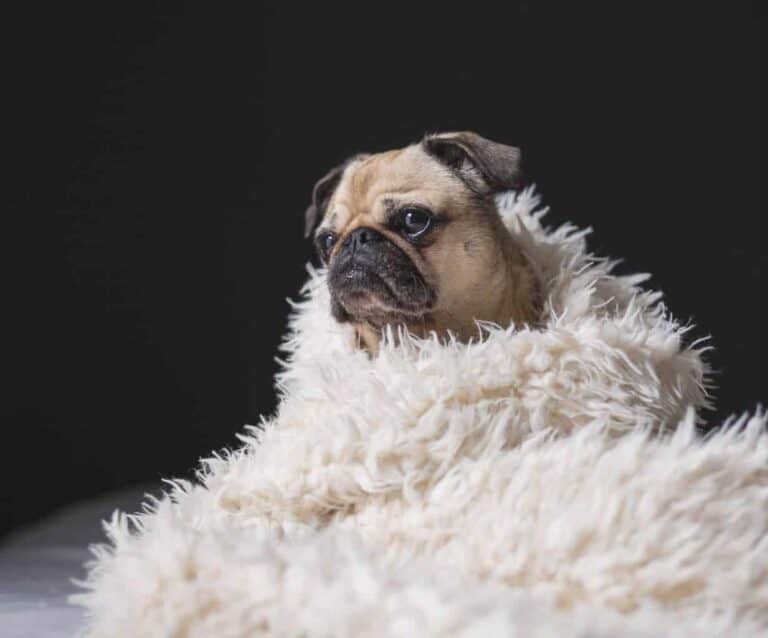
[{"xmin": 305, "ymin": 131, "xmax": 540, "ymax": 354}]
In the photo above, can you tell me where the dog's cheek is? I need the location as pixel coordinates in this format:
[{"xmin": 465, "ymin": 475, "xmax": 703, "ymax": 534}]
[{"xmin": 410, "ymin": 248, "xmax": 438, "ymax": 292}]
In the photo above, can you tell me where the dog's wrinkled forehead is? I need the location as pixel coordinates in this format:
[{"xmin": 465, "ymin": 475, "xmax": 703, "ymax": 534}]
[
  {"xmin": 304, "ymin": 132, "xmax": 523, "ymax": 239},
  {"xmin": 317, "ymin": 145, "xmax": 474, "ymax": 236}
]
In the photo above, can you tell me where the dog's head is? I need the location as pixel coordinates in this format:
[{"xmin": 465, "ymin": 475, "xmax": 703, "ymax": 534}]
[{"xmin": 305, "ymin": 132, "xmax": 539, "ymax": 352}]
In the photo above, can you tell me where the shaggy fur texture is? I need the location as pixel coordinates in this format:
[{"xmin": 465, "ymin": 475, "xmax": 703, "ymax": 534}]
[{"xmin": 73, "ymin": 189, "xmax": 768, "ymax": 637}]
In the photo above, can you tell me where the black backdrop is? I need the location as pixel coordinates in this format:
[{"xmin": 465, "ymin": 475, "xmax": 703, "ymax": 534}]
[{"xmin": 5, "ymin": 3, "xmax": 766, "ymax": 539}]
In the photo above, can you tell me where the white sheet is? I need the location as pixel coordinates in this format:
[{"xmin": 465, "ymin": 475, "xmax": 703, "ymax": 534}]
[{"xmin": 0, "ymin": 485, "xmax": 155, "ymax": 638}]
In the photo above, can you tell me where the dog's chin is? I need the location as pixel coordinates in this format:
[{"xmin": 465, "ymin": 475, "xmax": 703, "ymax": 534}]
[{"xmin": 330, "ymin": 266, "xmax": 435, "ymax": 328}]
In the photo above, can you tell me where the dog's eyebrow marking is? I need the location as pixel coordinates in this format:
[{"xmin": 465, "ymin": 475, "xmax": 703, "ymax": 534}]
[
  {"xmin": 381, "ymin": 198, "xmax": 398, "ymax": 213},
  {"xmin": 380, "ymin": 193, "xmax": 430, "ymax": 210}
]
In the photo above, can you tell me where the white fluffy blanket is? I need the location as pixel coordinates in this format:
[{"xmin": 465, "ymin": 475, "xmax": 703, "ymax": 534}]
[{"xmin": 74, "ymin": 190, "xmax": 768, "ymax": 637}]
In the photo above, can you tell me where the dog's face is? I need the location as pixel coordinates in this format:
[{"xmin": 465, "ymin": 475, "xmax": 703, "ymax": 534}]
[{"xmin": 305, "ymin": 132, "xmax": 539, "ymax": 352}]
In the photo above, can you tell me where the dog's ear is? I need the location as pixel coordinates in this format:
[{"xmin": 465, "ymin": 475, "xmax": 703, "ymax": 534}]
[
  {"xmin": 422, "ymin": 131, "xmax": 523, "ymax": 194},
  {"xmin": 304, "ymin": 163, "xmax": 347, "ymax": 238},
  {"xmin": 304, "ymin": 154, "xmax": 370, "ymax": 238}
]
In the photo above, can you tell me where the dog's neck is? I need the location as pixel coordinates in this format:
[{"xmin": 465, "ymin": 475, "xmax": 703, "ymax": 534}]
[{"xmin": 353, "ymin": 236, "xmax": 540, "ymax": 356}]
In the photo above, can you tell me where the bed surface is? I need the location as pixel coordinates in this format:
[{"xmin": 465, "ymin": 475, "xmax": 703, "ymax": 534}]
[{"xmin": 0, "ymin": 485, "xmax": 155, "ymax": 638}]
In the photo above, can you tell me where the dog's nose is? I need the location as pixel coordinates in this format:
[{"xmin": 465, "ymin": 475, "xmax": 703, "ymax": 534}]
[{"xmin": 346, "ymin": 227, "xmax": 383, "ymax": 253}]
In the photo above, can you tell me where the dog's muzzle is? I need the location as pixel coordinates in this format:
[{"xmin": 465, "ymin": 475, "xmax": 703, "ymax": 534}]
[{"xmin": 328, "ymin": 227, "xmax": 436, "ymax": 323}]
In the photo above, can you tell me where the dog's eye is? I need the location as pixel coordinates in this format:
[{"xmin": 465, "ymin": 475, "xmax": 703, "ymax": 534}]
[
  {"xmin": 400, "ymin": 208, "xmax": 432, "ymax": 238},
  {"xmin": 315, "ymin": 231, "xmax": 337, "ymax": 261}
]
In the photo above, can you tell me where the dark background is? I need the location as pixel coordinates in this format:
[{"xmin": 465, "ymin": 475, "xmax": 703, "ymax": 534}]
[{"xmin": 4, "ymin": 3, "xmax": 766, "ymax": 540}]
